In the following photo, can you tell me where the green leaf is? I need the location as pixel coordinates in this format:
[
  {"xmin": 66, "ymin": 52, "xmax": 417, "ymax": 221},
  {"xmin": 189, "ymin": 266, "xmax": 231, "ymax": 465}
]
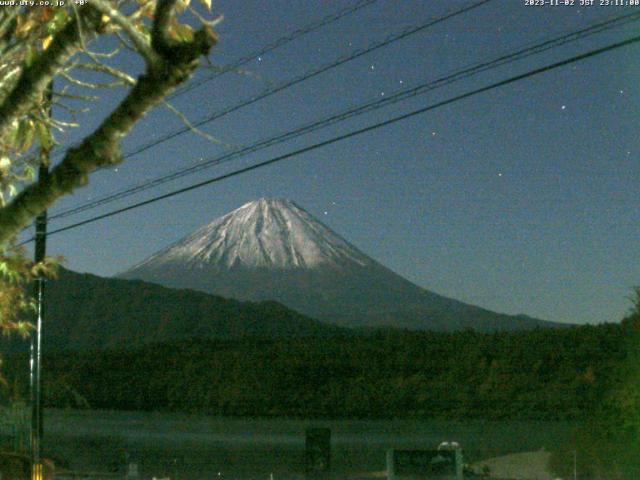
[
  {"xmin": 46, "ymin": 9, "xmax": 68, "ymax": 35},
  {"xmin": 174, "ymin": 24, "xmax": 194, "ymax": 42},
  {"xmin": 15, "ymin": 119, "xmax": 35, "ymax": 152}
]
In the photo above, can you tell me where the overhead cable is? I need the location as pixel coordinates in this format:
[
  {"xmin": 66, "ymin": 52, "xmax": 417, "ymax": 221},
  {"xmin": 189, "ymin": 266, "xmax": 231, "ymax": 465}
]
[
  {"xmin": 49, "ymin": 10, "xmax": 640, "ymax": 221},
  {"xmin": 21, "ymin": 33, "xmax": 640, "ymax": 244}
]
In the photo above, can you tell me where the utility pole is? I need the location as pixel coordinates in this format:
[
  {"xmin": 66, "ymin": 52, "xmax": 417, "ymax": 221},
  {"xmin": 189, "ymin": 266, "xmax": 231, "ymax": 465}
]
[
  {"xmin": 30, "ymin": 82, "xmax": 52, "ymax": 480},
  {"xmin": 30, "ymin": 205, "xmax": 46, "ymax": 480}
]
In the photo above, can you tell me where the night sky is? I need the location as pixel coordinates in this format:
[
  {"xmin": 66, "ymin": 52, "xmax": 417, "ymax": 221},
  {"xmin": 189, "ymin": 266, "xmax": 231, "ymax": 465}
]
[{"xmin": 30, "ymin": 0, "xmax": 640, "ymax": 325}]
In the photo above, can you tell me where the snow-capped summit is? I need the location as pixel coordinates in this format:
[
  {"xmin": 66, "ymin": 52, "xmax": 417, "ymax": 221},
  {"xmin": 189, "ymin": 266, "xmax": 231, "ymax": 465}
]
[
  {"xmin": 127, "ymin": 198, "xmax": 372, "ymax": 272},
  {"xmin": 120, "ymin": 199, "xmax": 557, "ymax": 332}
]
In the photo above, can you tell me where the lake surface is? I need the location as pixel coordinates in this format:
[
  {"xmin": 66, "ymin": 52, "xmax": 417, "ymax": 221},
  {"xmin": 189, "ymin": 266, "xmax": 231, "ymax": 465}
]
[{"xmin": 42, "ymin": 409, "xmax": 575, "ymax": 480}]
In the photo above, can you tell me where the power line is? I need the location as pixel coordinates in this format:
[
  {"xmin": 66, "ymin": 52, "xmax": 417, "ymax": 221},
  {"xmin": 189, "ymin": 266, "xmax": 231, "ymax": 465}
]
[
  {"xmin": 49, "ymin": 0, "xmax": 379, "ymax": 162},
  {"xmin": 116, "ymin": 0, "xmax": 493, "ymax": 160},
  {"xmin": 168, "ymin": 0, "xmax": 379, "ymax": 100},
  {"xmin": 21, "ymin": 33, "xmax": 640, "ymax": 244},
  {"xmin": 49, "ymin": 10, "xmax": 640, "ymax": 221}
]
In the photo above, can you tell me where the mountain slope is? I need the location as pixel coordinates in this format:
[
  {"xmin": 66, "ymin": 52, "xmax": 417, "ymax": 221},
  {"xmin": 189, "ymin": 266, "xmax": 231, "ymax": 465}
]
[
  {"xmin": 120, "ymin": 198, "xmax": 561, "ymax": 332},
  {"xmin": 34, "ymin": 268, "xmax": 345, "ymax": 351}
]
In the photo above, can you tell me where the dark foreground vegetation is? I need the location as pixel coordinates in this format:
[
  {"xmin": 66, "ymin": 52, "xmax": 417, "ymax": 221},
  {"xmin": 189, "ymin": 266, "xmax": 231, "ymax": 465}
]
[
  {"xmin": 1, "ymin": 323, "xmax": 627, "ymax": 420},
  {"xmin": 4, "ymin": 293, "xmax": 640, "ymax": 478}
]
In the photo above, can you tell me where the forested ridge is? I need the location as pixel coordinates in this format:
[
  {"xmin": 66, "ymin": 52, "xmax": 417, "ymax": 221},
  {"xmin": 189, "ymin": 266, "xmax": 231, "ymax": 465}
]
[{"xmin": 4, "ymin": 322, "xmax": 628, "ymax": 421}]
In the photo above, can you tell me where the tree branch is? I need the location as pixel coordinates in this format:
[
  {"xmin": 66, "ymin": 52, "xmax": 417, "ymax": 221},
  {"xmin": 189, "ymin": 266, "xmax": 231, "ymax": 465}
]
[
  {"xmin": 91, "ymin": 0, "xmax": 157, "ymax": 64},
  {"xmin": 0, "ymin": 6, "xmax": 102, "ymax": 148},
  {"xmin": 0, "ymin": 1, "xmax": 218, "ymax": 246}
]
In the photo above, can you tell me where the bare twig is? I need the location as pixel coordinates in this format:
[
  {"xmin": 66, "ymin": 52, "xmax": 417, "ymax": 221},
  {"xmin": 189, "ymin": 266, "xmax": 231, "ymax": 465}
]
[
  {"xmin": 52, "ymin": 91, "xmax": 100, "ymax": 102},
  {"xmin": 114, "ymin": 31, "xmax": 137, "ymax": 54},
  {"xmin": 163, "ymin": 100, "xmax": 236, "ymax": 150},
  {"xmin": 85, "ymin": 46, "xmax": 122, "ymax": 58},
  {"xmin": 75, "ymin": 62, "xmax": 135, "ymax": 85},
  {"xmin": 60, "ymin": 71, "xmax": 127, "ymax": 89},
  {"xmin": 187, "ymin": 6, "xmax": 223, "ymax": 29},
  {"xmin": 91, "ymin": 0, "xmax": 156, "ymax": 64},
  {"xmin": 199, "ymin": 55, "xmax": 273, "ymax": 87},
  {"xmin": 72, "ymin": 1, "xmax": 122, "ymax": 64},
  {"xmin": 48, "ymin": 118, "xmax": 80, "ymax": 130},
  {"xmin": 53, "ymin": 101, "xmax": 90, "ymax": 115},
  {"xmin": 71, "ymin": 1, "xmax": 93, "ymax": 56}
]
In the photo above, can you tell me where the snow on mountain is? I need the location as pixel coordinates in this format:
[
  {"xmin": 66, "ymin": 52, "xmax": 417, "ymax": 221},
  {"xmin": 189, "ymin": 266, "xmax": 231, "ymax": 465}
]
[
  {"xmin": 130, "ymin": 198, "xmax": 373, "ymax": 271},
  {"xmin": 120, "ymin": 198, "xmax": 560, "ymax": 332}
]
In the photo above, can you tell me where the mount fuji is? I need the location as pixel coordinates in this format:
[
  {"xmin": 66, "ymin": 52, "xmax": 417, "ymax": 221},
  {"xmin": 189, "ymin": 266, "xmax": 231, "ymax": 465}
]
[{"xmin": 119, "ymin": 198, "xmax": 558, "ymax": 331}]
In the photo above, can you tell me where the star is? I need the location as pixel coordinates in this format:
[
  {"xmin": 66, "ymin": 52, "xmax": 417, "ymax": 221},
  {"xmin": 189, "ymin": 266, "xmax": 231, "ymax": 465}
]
[
  {"xmin": 370, "ymin": 65, "xmax": 375, "ymax": 70},
  {"xmin": 257, "ymin": 57, "xmax": 262, "ymax": 62},
  {"xmin": 619, "ymin": 90, "xmax": 625, "ymax": 94},
  {"xmin": 431, "ymin": 131, "xmax": 437, "ymax": 136},
  {"xmin": 380, "ymin": 92, "xmax": 385, "ymax": 96},
  {"xmin": 324, "ymin": 211, "xmax": 328, "ymax": 215},
  {"xmin": 498, "ymin": 172, "xmax": 503, "ymax": 177},
  {"xmin": 399, "ymin": 80, "xmax": 404, "ymax": 85},
  {"xmin": 561, "ymin": 105, "xmax": 566, "ymax": 110}
]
